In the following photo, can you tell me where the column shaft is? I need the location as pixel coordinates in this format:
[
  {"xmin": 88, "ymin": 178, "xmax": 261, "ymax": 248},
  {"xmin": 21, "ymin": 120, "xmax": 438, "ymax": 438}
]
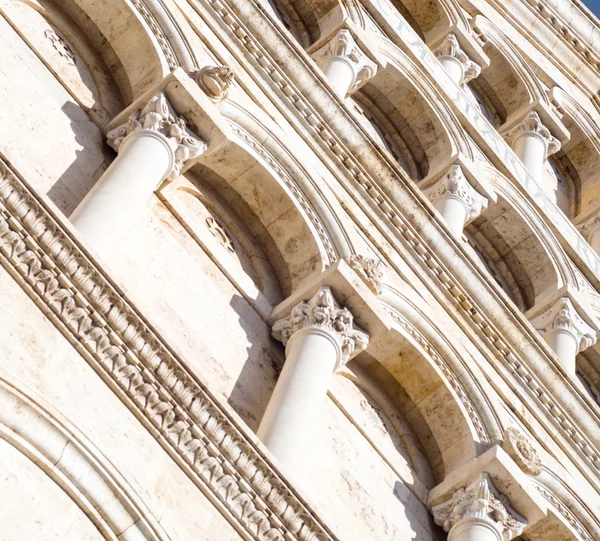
[
  {"xmin": 512, "ymin": 133, "xmax": 546, "ymax": 184},
  {"xmin": 71, "ymin": 131, "xmax": 173, "ymax": 256},
  {"xmin": 449, "ymin": 519, "xmax": 503, "ymax": 541}
]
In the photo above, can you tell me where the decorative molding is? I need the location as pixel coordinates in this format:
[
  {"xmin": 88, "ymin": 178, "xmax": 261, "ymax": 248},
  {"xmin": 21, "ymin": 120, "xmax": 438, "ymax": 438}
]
[
  {"xmin": 0, "ymin": 158, "xmax": 338, "ymax": 541},
  {"xmin": 578, "ymin": 215, "xmax": 600, "ymax": 244},
  {"xmin": 106, "ymin": 92, "xmax": 207, "ymax": 179},
  {"xmin": 503, "ymin": 427, "xmax": 543, "ymax": 476},
  {"xmin": 431, "ymin": 474, "xmax": 526, "ymax": 540},
  {"xmin": 311, "ymin": 29, "xmax": 377, "ymax": 94},
  {"xmin": 424, "ymin": 165, "xmax": 488, "ymax": 222},
  {"xmin": 347, "ymin": 254, "xmax": 383, "ymax": 295},
  {"xmin": 192, "ymin": 65, "xmax": 235, "ymax": 101},
  {"xmin": 433, "ymin": 33, "xmax": 481, "ymax": 85},
  {"xmin": 199, "ymin": 0, "xmax": 600, "ymax": 483},
  {"xmin": 272, "ymin": 287, "xmax": 369, "ymax": 367},
  {"xmin": 504, "ymin": 111, "xmax": 561, "ymax": 158},
  {"xmin": 206, "ymin": 216, "xmax": 235, "ymax": 253},
  {"xmin": 530, "ymin": 297, "xmax": 597, "ymax": 353}
]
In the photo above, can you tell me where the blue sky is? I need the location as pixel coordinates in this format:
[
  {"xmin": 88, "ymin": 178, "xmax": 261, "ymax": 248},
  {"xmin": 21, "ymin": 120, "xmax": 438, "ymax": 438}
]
[{"xmin": 584, "ymin": 0, "xmax": 600, "ymax": 18}]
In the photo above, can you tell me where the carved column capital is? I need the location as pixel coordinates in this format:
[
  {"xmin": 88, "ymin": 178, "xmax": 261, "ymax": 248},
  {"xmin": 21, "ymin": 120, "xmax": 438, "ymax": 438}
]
[
  {"xmin": 432, "ymin": 474, "xmax": 526, "ymax": 541},
  {"xmin": 311, "ymin": 29, "xmax": 377, "ymax": 95},
  {"xmin": 578, "ymin": 215, "xmax": 600, "ymax": 244},
  {"xmin": 503, "ymin": 428, "xmax": 542, "ymax": 476},
  {"xmin": 271, "ymin": 286, "xmax": 369, "ymax": 367},
  {"xmin": 106, "ymin": 92, "xmax": 207, "ymax": 179},
  {"xmin": 347, "ymin": 255, "xmax": 384, "ymax": 295},
  {"xmin": 433, "ymin": 33, "xmax": 481, "ymax": 85},
  {"xmin": 425, "ymin": 165, "xmax": 488, "ymax": 223},
  {"xmin": 530, "ymin": 296, "xmax": 596, "ymax": 353},
  {"xmin": 505, "ymin": 111, "xmax": 561, "ymax": 158}
]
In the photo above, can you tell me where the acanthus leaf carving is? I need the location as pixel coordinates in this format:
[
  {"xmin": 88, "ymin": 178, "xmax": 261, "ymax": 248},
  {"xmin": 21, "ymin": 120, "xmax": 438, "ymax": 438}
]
[
  {"xmin": 431, "ymin": 474, "xmax": 526, "ymax": 541},
  {"xmin": 272, "ymin": 287, "xmax": 369, "ymax": 366},
  {"xmin": 433, "ymin": 33, "xmax": 481, "ymax": 85},
  {"xmin": 106, "ymin": 92, "xmax": 208, "ymax": 179},
  {"xmin": 192, "ymin": 65, "xmax": 235, "ymax": 101},
  {"xmin": 504, "ymin": 111, "xmax": 561, "ymax": 158}
]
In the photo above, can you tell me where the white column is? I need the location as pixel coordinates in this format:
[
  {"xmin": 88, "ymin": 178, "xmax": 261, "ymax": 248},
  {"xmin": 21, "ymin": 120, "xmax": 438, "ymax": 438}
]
[
  {"xmin": 505, "ymin": 111, "xmax": 561, "ymax": 184},
  {"xmin": 433, "ymin": 34, "xmax": 481, "ymax": 87},
  {"xmin": 70, "ymin": 92, "xmax": 207, "ymax": 258},
  {"xmin": 257, "ymin": 287, "xmax": 368, "ymax": 474},
  {"xmin": 578, "ymin": 215, "xmax": 600, "ymax": 254},
  {"xmin": 424, "ymin": 165, "xmax": 488, "ymax": 238},
  {"xmin": 311, "ymin": 29, "xmax": 377, "ymax": 98},
  {"xmin": 432, "ymin": 475, "xmax": 526, "ymax": 541},
  {"xmin": 530, "ymin": 297, "xmax": 596, "ymax": 375}
]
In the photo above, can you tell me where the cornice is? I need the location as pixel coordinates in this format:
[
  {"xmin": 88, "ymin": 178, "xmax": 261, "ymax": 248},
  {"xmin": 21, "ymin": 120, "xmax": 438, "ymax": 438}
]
[
  {"xmin": 178, "ymin": 0, "xmax": 600, "ymax": 491},
  {"xmin": 0, "ymin": 158, "xmax": 338, "ymax": 541}
]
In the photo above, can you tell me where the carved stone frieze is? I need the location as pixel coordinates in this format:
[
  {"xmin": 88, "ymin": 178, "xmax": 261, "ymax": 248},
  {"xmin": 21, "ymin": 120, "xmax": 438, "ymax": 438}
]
[
  {"xmin": 433, "ymin": 33, "xmax": 481, "ymax": 85},
  {"xmin": 272, "ymin": 287, "xmax": 369, "ymax": 366},
  {"xmin": 0, "ymin": 158, "xmax": 337, "ymax": 541},
  {"xmin": 311, "ymin": 29, "xmax": 377, "ymax": 94},
  {"xmin": 503, "ymin": 427, "xmax": 543, "ymax": 476},
  {"xmin": 106, "ymin": 92, "xmax": 207, "ymax": 178},
  {"xmin": 530, "ymin": 297, "xmax": 597, "ymax": 353},
  {"xmin": 347, "ymin": 254, "xmax": 383, "ymax": 295},
  {"xmin": 192, "ymin": 65, "xmax": 235, "ymax": 101},
  {"xmin": 504, "ymin": 111, "xmax": 561, "ymax": 158},
  {"xmin": 431, "ymin": 475, "xmax": 526, "ymax": 541},
  {"xmin": 424, "ymin": 165, "xmax": 488, "ymax": 222}
]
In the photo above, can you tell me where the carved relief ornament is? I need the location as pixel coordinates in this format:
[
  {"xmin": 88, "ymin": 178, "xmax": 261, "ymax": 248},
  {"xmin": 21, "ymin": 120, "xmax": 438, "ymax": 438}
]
[
  {"xmin": 311, "ymin": 29, "xmax": 377, "ymax": 94},
  {"xmin": 347, "ymin": 255, "xmax": 384, "ymax": 295},
  {"xmin": 530, "ymin": 297, "xmax": 596, "ymax": 353},
  {"xmin": 272, "ymin": 287, "xmax": 369, "ymax": 367},
  {"xmin": 106, "ymin": 92, "xmax": 207, "ymax": 179},
  {"xmin": 192, "ymin": 65, "xmax": 235, "ymax": 101},
  {"xmin": 504, "ymin": 111, "xmax": 561, "ymax": 158},
  {"xmin": 503, "ymin": 427, "xmax": 543, "ymax": 476},
  {"xmin": 425, "ymin": 165, "xmax": 488, "ymax": 222},
  {"xmin": 431, "ymin": 475, "xmax": 526, "ymax": 541},
  {"xmin": 433, "ymin": 33, "xmax": 481, "ymax": 85}
]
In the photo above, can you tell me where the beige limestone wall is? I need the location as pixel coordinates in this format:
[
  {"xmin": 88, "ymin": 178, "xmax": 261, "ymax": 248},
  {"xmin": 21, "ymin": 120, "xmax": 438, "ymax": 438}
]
[{"xmin": 0, "ymin": 264, "xmax": 243, "ymax": 541}]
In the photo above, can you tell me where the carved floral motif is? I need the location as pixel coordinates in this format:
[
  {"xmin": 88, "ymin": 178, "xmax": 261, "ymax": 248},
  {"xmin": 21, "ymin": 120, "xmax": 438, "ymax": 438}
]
[
  {"xmin": 193, "ymin": 65, "xmax": 235, "ymax": 101},
  {"xmin": 311, "ymin": 29, "xmax": 377, "ymax": 94},
  {"xmin": 272, "ymin": 287, "xmax": 369, "ymax": 366},
  {"xmin": 504, "ymin": 111, "xmax": 561, "ymax": 158},
  {"xmin": 433, "ymin": 33, "xmax": 481, "ymax": 85},
  {"xmin": 432, "ymin": 475, "xmax": 526, "ymax": 541},
  {"xmin": 106, "ymin": 92, "xmax": 207, "ymax": 179},
  {"xmin": 425, "ymin": 165, "xmax": 488, "ymax": 222},
  {"xmin": 503, "ymin": 427, "xmax": 543, "ymax": 476},
  {"xmin": 347, "ymin": 254, "xmax": 384, "ymax": 295}
]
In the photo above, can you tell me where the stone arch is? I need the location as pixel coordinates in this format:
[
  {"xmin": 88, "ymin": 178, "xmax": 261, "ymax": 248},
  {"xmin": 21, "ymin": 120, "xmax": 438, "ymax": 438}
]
[
  {"xmin": 467, "ymin": 166, "xmax": 571, "ymax": 310},
  {"xmin": 357, "ymin": 37, "xmax": 469, "ymax": 180},
  {"xmin": 52, "ymin": 0, "xmax": 171, "ymax": 103},
  {"xmin": 194, "ymin": 99, "xmax": 353, "ymax": 295},
  {"xmin": 472, "ymin": 15, "xmax": 549, "ymax": 125},
  {"xmin": 354, "ymin": 278, "xmax": 503, "ymax": 483},
  {"xmin": 0, "ymin": 372, "xmax": 169, "ymax": 540},
  {"xmin": 551, "ymin": 87, "xmax": 600, "ymax": 219}
]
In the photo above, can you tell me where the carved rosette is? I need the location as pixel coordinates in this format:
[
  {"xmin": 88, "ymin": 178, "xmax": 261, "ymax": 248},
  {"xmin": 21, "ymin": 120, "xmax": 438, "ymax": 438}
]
[
  {"xmin": 106, "ymin": 92, "xmax": 207, "ymax": 179},
  {"xmin": 425, "ymin": 165, "xmax": 488, "ymax": 222},
  {"xmin": 505, "ymin": 111, "xmax": 561, "ymax": 158},
  {"xmin": 503, "ymin": 427, "xmax": 543, "ymax": 476},
  {"xmin": 347, "ymin": 255, "xmax": 384, "ymax": 295},
  {"xmin": 311, "ymin": 29, "xmax": 377, "ymax": 94},
  {"xmin": 433, "ymin": 33, "xmax": 481, "ymax": 85},
  {"xmin": 272, "ymin": 287, "xmax": 369, "ymax": 367},
  {"xmin": 432, "ymin": 475, "xmax": 526, "ymax": 541},
  {"xmin": 192, "ymin": 65, "xmax": 235, "ymax": 101},
  {"xmin": 530, "ymin": 297, "xmax": 597, "ymax": 353}
]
